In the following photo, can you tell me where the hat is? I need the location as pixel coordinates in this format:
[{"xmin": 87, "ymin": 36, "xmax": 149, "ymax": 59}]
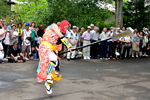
[
  {"xmin": 110, "ymin": 27, "xmax": 114, "ymax": 29},
  {"xmin": 25, "ymin": 23, "xmax": 30, "ymax": 26},
  {"xmin": 11, "ymin": 24, "xmax": 16, "ymax": 27},
  {"xmin": 87, "ymin": 26, "xmax": 91, "ymax": 29},
  {"xmin": 40, "ymin": 24, "xmax": 44, "ymax": 27},
  {"xmin": 60, "ymin": 20, "xmax": 70, "ymax": 33},
  {"xmin": 96, "ymin": 27, "xmax": 99, "ymax": 30},
  {"xmin": 72, "ymin": 26, "xmax": 77, "ymax": 29},
  {"xmin": 90, "ymin": 24, "xmax": 94, "ymax": 27}
]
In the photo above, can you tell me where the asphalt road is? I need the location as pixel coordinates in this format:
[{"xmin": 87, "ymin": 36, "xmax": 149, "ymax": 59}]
[{"xmin": 0, "ymin": 58, "xmax": 150, "ymax": 100}]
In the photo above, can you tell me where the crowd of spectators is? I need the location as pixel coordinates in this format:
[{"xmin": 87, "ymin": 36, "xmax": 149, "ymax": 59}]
[{"xmin": 0, "ymin": 18, "xmax": 150, "ymax": 63}]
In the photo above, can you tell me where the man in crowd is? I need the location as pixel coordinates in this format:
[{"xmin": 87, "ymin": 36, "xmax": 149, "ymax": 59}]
[
  {"xmin": 37, "ymin": 24, "xmax": 44, "ymax": 37},
  {"xmin": 22, "ymin": 23, "xmax": 31, "ymax": 60},
  {"xmin": 7, "ymin": 20, "xmax": 13, "ymax": 30},
  {"xmin": 91, "ymin": 25, "xmax": 99, "ymax": 59},
  {"xmin": 99, "ymin": 28, "xmax": 108, "ymax": 60},
  {"xmin": 81, "ymin": 26, "xmax": 91, "ymax": 60},
  {"xmin": 8, "ymin": 42, "xmax": 26, "ymax": 63},
  {"xmin": 67, "ymin": 26, "xmax": 78, "ymax": 61}
]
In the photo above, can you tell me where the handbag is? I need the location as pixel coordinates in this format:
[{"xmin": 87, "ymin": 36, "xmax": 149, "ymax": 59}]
[{"xmin": 0, "ymin": 32, "xmax": 7, "ymax": 44}]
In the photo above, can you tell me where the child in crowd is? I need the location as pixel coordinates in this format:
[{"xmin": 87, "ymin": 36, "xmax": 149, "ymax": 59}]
[
  {"xmin": 132, "ymin": 32, "xmax": 140, "ymax": 58},
  {"xmin": 30, "ymin": 46, "xmax": 39, "ymax": 60}
]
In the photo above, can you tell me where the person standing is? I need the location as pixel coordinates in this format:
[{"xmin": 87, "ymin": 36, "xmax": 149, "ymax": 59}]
[
  {"xmin": 16, "ymin": 23, "xmax": 23, "ymax": 53},
  {"xmin": 0, "ymin": 23, "xmax": 10, "ymax": 58},
  {"xmin": 122, "ymin": 36, "xmax": 132, "ymax": 59},
  {"xmin": 139, "ymin": 32, "xmax": 144, "ymax": 57},
  {"xmin": 67, "ymin": 26, "xmax": 78, "ymax": 60},
  {"xmin": 7, "ymin": 20, "xmax": 13, "ymax": 31},
  {"xmin": 9, "ymin": 24, "xmax": 18, "ymax": 56},
  {"xmin": 99, "ymin": 28, "xmax": 108, "ymax": 60},
  {"xmin": 108, "ymin": 27, "xmax": 116, "ymax": 60},
  {"xmin": 22, "ymin": 23, "xmax": 31, "ymax": 60},
  {"xmin": 37, "ymin": 24, "xmax": 44, "ymax": 37},
  {"xmin": 30, "ymin": 22, "xmax": 37, "ymax": 47},
  {"xmin": 132, "ymin": 32, "xmax": 140, "ymax": 58},
  {"xmin": 143, "ymin": 33, "xmax": 149, "ymax": 57},
  {"xmin": 91, "ymin": 26, "xmax": 99, "ymax": 59},
  {"xmin": 80, "ymin": 27, "xmax": 85, "ymax": 47},
  {"xmin": 81, "ymin": 26, "xmax": 91, "ymax": 60}
]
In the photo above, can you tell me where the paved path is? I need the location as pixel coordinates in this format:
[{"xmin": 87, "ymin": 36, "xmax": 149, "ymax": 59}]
[{"xmin": 0, "ymin": 58, "xmax": 150, "ymax": 100}]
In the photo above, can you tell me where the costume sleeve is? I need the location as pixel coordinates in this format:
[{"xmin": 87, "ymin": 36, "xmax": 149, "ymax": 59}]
[{"xmin": 60, "ymin": 36, "xmax": 72, "ymax": 49}]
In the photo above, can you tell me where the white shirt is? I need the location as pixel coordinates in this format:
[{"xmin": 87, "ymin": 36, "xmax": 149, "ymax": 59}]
[
  {"xmin": 91, "ymin": 30, "xmax": 99, "ymax": 41},
  {"xmin": 99, "ymin": 32, "xmax": 109, "ymax": 41},
  {"xmin": 23, "ymin": 29, "xmax": 31, "ymax": 46},
  {"xmin": 65, "ymin": 29, "xmax": 71, "ymax": 38},
  {"xmin": 0, "ymin": 43, "xmax": 3, "ymax": 50},
  {"xmin": 68, "ymin": 30, "xmax": 78, "ymax": 43}
]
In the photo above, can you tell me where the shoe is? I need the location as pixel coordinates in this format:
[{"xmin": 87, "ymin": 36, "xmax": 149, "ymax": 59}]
[
  {"xmin": 136, "ymin": 55, "xmax": 138, "ymax": 58},
  {"xmin": 104, "ymin": 58, "xmax": 108, "ymax": 60},
  {"xmin": 132, "ymin": 55, "xmax": 134, "ymax": 58},
  {"xmin": 67, "ymin": 59, "xmax": 70, "ymax": 61},
  {"xmin": 100, "ymin": 58, "xmax": 103, "ymax": 60},
  {"xmin": 3, "ymin": 58, "xmax": 8, "ymax": 62},
  {"xmin": 84, "ymin": 56, "xmax": 87, "ymax": 60},
  {"xmin": 25, "ymin": 57, "xmax": 29, "ymax": 61},
  {"xmin": 87, "ymin": 57, "xmax": 90, "ymax": 59},
  {"xmin": 145, "ymin": 54, "xmax": 148, "ymax": 57},
  {"xmin": 46, "ymin": 75, "xmax": 53, "ymax": 84},
  {"xmin": 45, "ymin": 82, "xmax": 52, "ymax": 95}
]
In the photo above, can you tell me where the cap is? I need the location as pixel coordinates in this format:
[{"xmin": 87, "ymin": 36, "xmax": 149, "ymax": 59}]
[
  {"xmin": 87, "ymin": 26, "xmax": 91, "ymax": 29},
  {"xmin": 25, "ymin": 23, "xmax": 30, "ymax": 26},
  {"xmin": 40, "ymin": 24, "xmax": 44, "ymax": 27},
  {"xmin": 110, "ymin": 27, "xmax": 114, "ymax": 29},
  {"xmin": 95, "ymin": 27, "xmax": 99, "ymax": 30},
  {"xmin": 72, "ymin": 26, "xmax": 77, "ymax": 29},
  {"xmin": 90, "ymin": 24, "xmax": 94, "ymax": 27},
  {"xmin": 11, "ymin": 24, "xmax": 16, "ymax": 27}
]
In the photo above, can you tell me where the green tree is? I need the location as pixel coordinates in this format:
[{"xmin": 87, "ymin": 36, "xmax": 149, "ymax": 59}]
[
  {"xmin": 123, "ymin": 0, "xmax": 150, "ymax": 30},
  {"xmin": 0, "ymin": 0, "xmax": 12, "ymax": 18}
]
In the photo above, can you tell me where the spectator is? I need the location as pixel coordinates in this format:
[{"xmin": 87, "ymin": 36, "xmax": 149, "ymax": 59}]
[
  {"xmin": 91, "ymin": 26, "xmax": 99, "ymax": 59},
  {"xmin": 22, "ymin": 23, "xmax": 31, "ymax": 60},
  {"xmin": 143, "ymin": 33, "xmax": 149, "ymax": 57},
  {"xmin": 80, "ymin": 27, "xmax": 85, "ymax": 47},
  {"xmin": 0, "ymin": 19, "xmax": 2, "ymax": 29},
  {"xmin": 37, "ymin": 24, "xmax": 44, "ymax": 37},
  {"xmin": 9, "ymin": 24, "xmax": 18, "ymax": 56},
  {"xmin": 108, "ymin": 27, "xmax": 116, "ymax": 60},
  {"xmin": 132, "ymin": 32, "xmax": 140, "ymax": 58},
  {"xmin": 0, "ymin": 23, "xmax": 10, "ymax": 58},
  {"xmin": 30, "ymin": 22, "xmax": 37, "ymax": 46},
  {"xmin": 16, "ymin": 23, "xmax": 23, "ymax": 53},
  {"xmin": 139, "ymin": 32, "xmax": 144, "ymax": 57},
  {"xmin": 81, "ymin": 26, "xmax": 91, "ymax": 60},
  {"xmin": 143, "ymin": 27, "xmax": 148, "ymax": 36},
  {"xmin": 8, "ymin": 42, "xmax": 26, "ymax": 63},
  {"xmin": 67, "ymin": 26, "xmax": 78, "ymax": 60},
  {"xmin": 7, "ymin": 20, "xmax": 13, "ymax": 30},
  {"xmin": 122, "ymin": 35, "xmax": 132, "ymax": 59},
  {"xmin": 99, "ymin": 28, "xmax": 108, "ymax": 60},
  {"xmin": 30, "ymin": 46, "xmax": 39, "ymax": 60},
  {"xmin": 76, "ymin": 27, "xmax": 81, "ymax": 47},
  {"xmin": 0, "ymin": 42, "xmax": 4, "ymax": 63}
]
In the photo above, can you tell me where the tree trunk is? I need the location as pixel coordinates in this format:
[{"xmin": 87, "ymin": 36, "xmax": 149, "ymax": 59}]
[{"xmin": 115, "ymin": 0, "xmax": 123, "ymax": 28}]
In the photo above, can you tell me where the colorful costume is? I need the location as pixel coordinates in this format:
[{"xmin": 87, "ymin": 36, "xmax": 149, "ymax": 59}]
[{"xmin": 37, "ymin": 20, "xmax": 72, "ymax": 94}]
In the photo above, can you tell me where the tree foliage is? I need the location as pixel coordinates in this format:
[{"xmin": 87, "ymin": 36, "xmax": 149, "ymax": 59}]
[
  {"xmin": 123, "ymin": 0, "xmax": 150, "ymax": 30},
  {"xmin": 0, "ymin": 0, "xmax": 12, "ymax": 18},
  {"xmin": 12, "ymin": 0, "xmax": 113, "ymax": 29}
]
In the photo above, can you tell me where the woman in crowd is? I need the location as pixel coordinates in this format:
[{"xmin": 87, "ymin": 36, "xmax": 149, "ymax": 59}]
[
  {"xmin": 132, "ymin": 32, "xmax": 140, "ymax": 58},
  {"xmin": 9, "ymin": 24, "xmax": 18, "ymax": 56},
  {"xmin": 139, "ymin": 32, "xmax": 144, "ymax": 57},
  {"xmin": 0, "ymin": 23, "xmax": 10, "ymax": 58},
  {"xmin": 30, "ymin": 22, "xmax": 37, "ymax": 47},
  {"xmin": 122, "ymin": 35, "xmax": 132, "ymax": 59},
  {"xmin": 16, "ymin": 23, "xmax": 23, "ymax": 53}
]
